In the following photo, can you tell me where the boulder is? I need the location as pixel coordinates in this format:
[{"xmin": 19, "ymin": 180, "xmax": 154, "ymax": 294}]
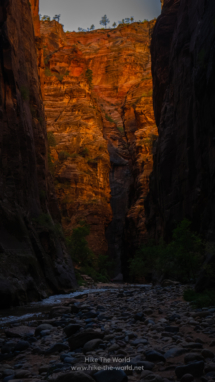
[
  {"xmin": 83, "ymin": 339, "xmax": 103, "ymax": 353},
  {"xmin": 64, "ymin": 324, "xmax": 81, "ymax": 337},
  {"xmin": 145, "ymin": 350, "xmax": 166, "ymax": 363},
  {"xmin": 175, "ymin": 361, "xmax": 204, "ymax": 378},
  {"xmin": 68, "ymin": 330, "xmax": 104, "ymax": 351},
  {"xmin": 5, "ymin": 326, "xmax": 35, "ymax": 338},
  {"xmin": 35, "ymin": 324, "xmax": 53, "ymax": 337},
  {"xmin": 164, "ymin": 348, "xmax": 187, "ymax": 359}
]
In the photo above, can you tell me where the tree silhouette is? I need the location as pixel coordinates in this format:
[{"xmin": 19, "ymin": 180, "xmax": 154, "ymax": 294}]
[
  {"xmin": 78, "ymin": 27, "xmax": 83, "ymax": 31},
  {"xmin": 121, "ymin": 19, "xmax": 125, "ymax": 24},
  {"xmin": 112, "ymin": 22, "xmax": 117, "ymax": 28},
  {"xmin": 125, "ymin": 18, "xmax": 130, "ymax": 23},
  {"xmin": 130, "ymin": 16, "xmax": 134, "ymax": 22},
  {"xmin": 53, "ymin": 14, "xmax": 61, "ymax": 22},
  {"xmin": 90, "ymin": 24, "xmax": 95, "ymax": 30},
  {"xmin": 100, "ymin": 15, "xmax": 110, "ymax": 28}
]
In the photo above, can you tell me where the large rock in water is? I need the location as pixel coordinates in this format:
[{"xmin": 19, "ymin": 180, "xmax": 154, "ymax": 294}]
[
  {"xmin": 146, "ymin": 0, "xmax": 215, "ymax": 261},
  {"xmin": 0, "ymin": 0, "xmax": 76, "ymax": 307}
]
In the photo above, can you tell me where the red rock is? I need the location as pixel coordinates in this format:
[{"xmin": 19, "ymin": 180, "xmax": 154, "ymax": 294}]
[{"xmin": 39, "ymin": 20, "xmax": 157, "ymax": 269}]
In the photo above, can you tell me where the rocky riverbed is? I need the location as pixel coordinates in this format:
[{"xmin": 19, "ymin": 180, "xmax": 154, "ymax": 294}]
[{"xmin": 1, "ymin": 283, "xmax": 215, "ymax": 382}]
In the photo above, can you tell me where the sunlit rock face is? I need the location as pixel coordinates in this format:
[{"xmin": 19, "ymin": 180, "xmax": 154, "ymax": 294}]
[
  {"xmin": 29, "ymin": 0, "xmax": 40, "ymax": 36},
  {"xmin": 147, "ymin": 0, "xmax": 215, "ymax": 242},
  {"xmin": 40, "ymin": 20, "xmax": 157, "ymax": 273},
  {"xmin": 0, "ymin": 0, "xmax": 76, "ymax": 307}
]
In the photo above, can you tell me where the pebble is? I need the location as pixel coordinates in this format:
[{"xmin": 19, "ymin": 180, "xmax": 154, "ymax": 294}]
[{"xmin": 0, "ymin": 284, "xmax": 215, "ymax": 382}]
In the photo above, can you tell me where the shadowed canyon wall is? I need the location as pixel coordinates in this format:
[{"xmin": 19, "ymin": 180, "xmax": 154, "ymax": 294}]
[
  {"xmin": 147, "ymin": 0, "xmax": 215, "ymax": 243},
  {"xmin": 0, "ymin": 0, "xmax": 76, "ymax": 307},
  {"xmin": 39, "ymin": 20, "xmax": 157, "ymax": 275}
]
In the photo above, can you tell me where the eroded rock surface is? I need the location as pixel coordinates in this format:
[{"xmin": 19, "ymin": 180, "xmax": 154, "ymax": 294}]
[
  {"xmin": 0, "ymin": 0, "xmax": 76, "ymax": 307},
  {"xmin": 147, "ymin": 0, "xmax": 215, "ymax": 247},
  {"xmin": 39, "ymin": 21, "xmax": 157, "ymax": 270}
]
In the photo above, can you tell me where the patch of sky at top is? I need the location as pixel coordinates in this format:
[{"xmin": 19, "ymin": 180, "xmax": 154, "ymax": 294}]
[{"xmin": 39, "ymin": 0, "xmax": 161, "ymax": 32}]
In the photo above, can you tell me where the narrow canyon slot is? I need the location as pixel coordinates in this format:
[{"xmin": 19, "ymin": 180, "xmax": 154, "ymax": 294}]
[{"xmin": 1, "ymin": 1, "xmax": 215, "ymax": 381}]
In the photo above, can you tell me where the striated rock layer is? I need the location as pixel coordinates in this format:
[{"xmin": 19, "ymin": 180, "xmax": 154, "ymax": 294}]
[
  {"xmin": 147, "ymin": 0, "xmax": 215, "ymax": 242},
  {"xmin": 40, "ymin": 20, "xmax": 157, "ymax": 274},
  {"xmin": 0, "ymin": 0, "xmax": 76, "ymax": 307}
]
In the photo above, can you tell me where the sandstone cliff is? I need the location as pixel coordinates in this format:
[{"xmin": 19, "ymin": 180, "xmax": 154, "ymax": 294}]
[
  {"xmin": 147, "ymin": 0, "xmax": 215, "ymax": 244},
  {"xmin": 40, "ymin": 20, "xmax": 157, "ymax": 274},
  {"xmin": 0, "ymin": 0, "xmax": 76, "ymax": 307}
]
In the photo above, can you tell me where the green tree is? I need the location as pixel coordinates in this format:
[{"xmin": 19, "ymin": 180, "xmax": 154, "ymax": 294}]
[
  {"xmin": 130, "ymin": 16, "xmax": 134, "ymax": 22},
  {"xmin": 67, "ymin": 224, "xmax": 94, "ymax": 265},
  {"xmin": 100, "ymin": 14, "xmax": 110, "ymax": 28},
  {"xmin": 90, "ymin": 24, "xmax": 95, "ymax": 30},
  {"xmin": 78, "ymin": 27, "xmax": 83, "ymax": 32},
  {"xmin": 121, "ymin": 19, "xmax": 125, "ymax": 24},
  {"xmin": 42, "ymin": 15, "xmax": 50, "ymax": 21},
  {"xmin": 168, "ymin": 219, "xmax": 202, "ymax": 281},
  {"xmin": 112, "ymin": 22, "xmax": 117, "ymax": 28},
  {"xmin": 129, "ymin": 219, "xmax": 202, "ymax": 283},
  {"xmin": 125, "ymin": 18, "xmax": 130, "ymax": 23},
  {"xmin": 53, "ymin": 14, "xmax": 60, "ymax": 22},
  {"xmin": 47, "ymin": 132, "xmax": 56, "ymax": 147}
]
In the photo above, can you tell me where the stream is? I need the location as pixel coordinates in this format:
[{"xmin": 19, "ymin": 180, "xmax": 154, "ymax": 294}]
[{"xmin": 0, "ymin": 284, "xmax": 151, "ymax": 325}]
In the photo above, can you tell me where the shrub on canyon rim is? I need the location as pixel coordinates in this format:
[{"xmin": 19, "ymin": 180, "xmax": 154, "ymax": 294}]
[{"xmin": 129, "ymin": 219, "xmax": 202, "ymax": 283}]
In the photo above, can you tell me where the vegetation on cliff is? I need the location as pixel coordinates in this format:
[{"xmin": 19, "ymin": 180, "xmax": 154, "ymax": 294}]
[
  {"xmin": 40, "ymin": 18, "xmax": 156, "ymax": 277},
  {"xmin": 40, "ymin": 13, "xmax": 151, "ymax": 33},
  {"xmin": 184, "ymin": 288, "xmax": 215, "ymax": 308},
  {"xmin": 129, "ymin": 219, "xmax": 203, "ymax": 283},
  {"xmin": 66, "ymin": 221, "xmax": 114, "ymax": 284}
]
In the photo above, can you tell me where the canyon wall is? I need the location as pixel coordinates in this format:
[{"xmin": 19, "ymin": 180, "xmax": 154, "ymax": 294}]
[
  {"xmin": 0, "ymin": 0, "xmax": 76, "ymax": 307},
  {"xmin": 40, "ymin": 20, "xmax": 157, "ymax": 275},
  {"xmin": 147, "ymin": 0, "xmax": 215, "ymax": 243}
]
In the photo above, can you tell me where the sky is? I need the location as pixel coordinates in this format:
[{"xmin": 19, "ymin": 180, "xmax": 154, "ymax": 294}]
[{"xmin": 39, "ymin": 0, "xmax": 161, "ymax": 32}]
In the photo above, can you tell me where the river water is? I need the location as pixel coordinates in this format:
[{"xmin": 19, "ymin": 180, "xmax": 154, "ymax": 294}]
[{"xmin": 0, "ymin": 284, "xmax": 151, "ymax": 325}]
